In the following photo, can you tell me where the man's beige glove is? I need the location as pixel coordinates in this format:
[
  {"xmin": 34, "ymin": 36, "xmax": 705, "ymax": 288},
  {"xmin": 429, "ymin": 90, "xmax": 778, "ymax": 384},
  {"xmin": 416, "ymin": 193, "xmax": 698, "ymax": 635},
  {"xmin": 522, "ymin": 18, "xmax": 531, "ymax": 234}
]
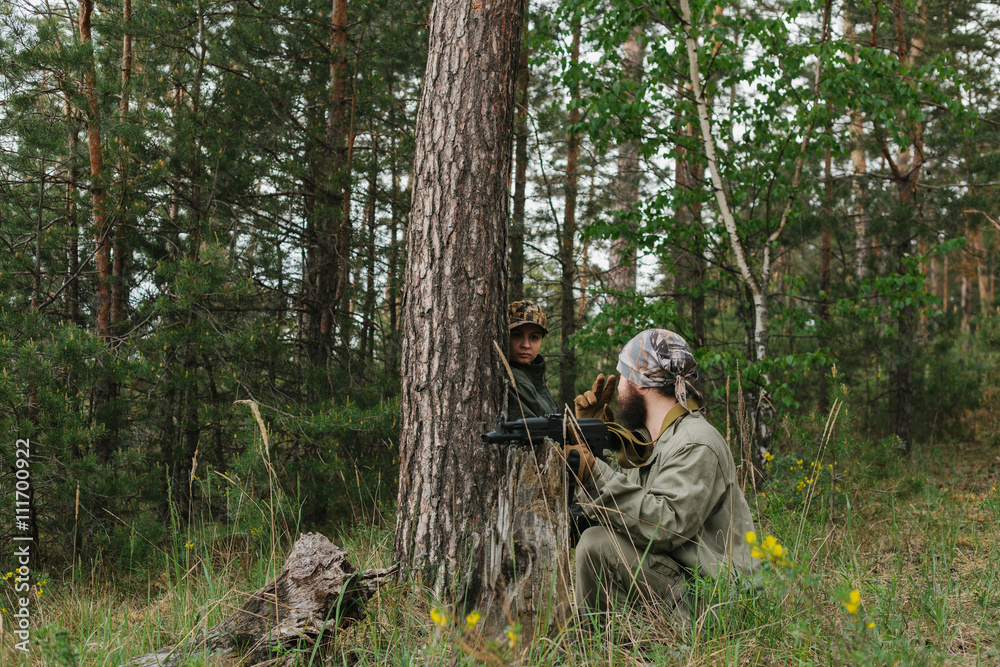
[
  {"xmin": 574, "ymin": 373, "xmax": 617, "ymax": 423},
  {"xmin": 564, "ymin": 442, "xmax": 596, "ymax": 486}
]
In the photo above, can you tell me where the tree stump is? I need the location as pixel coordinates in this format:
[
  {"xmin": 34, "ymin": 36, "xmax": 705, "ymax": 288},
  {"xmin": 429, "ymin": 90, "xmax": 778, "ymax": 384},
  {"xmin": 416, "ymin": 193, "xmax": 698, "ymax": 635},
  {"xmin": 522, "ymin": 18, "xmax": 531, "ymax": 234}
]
[
  {"xmin": 479, "ymin": 439, "xmax": 573, "ymax": 637},
  {"xmin": 131, "ymin": 533, "xmax": 394, "ymax": 666}
]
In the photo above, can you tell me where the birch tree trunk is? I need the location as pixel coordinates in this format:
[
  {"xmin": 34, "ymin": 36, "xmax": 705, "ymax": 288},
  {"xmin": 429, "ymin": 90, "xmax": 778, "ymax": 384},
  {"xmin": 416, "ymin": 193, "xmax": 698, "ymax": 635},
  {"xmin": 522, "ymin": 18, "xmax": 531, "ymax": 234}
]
[
  {"xmin": 845, "ymin": 15, "xmax": 869, "ymax": 281},
  {"xmin": 395, "ymin": 0, "xmax": 571, "ymax": 638},
  {"xmin": 677, "ymin": 0, "xmax": 831, "ymax": 473}
]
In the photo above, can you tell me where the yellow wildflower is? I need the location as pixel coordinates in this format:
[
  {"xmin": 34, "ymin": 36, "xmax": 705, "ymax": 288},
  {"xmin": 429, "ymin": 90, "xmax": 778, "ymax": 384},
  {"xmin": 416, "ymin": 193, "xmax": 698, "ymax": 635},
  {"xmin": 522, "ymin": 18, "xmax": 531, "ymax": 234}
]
[
  {"xmin": 507, "ymin": 629, "xmax": 519, "ymax": 648},
  {"xmin": 465, "ymin": 611, "xmax": 481, "ymax": 629},
  {"xmin": 430, "ymin": 608, "xmax": 448, "ymax": 627},
  {"xmin": 745, "ymin": 531, "xmax": 757, "ymax": 544},
  {"xmin": 185, "ymin": 541, "xmax": 194, "ymax": 549},
  {"xmin": 844, "ymin": 589, "xmax": 860, "ymax": 614},
  {"xmin": 866, "ymin": 622, "xmax": 875, "ymax": 629}
]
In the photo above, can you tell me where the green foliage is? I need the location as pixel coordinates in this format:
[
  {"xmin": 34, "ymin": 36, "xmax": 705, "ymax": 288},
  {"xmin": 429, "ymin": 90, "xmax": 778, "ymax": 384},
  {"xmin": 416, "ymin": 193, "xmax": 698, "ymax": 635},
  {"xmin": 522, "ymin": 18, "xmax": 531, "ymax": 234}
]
[
  {"xmin": 10, "ymin": 421, "xmax": 1000, "ymax": 664},
  {"xmin": 0, "ymin": 0, "xmax": 420, "ymax": 574}
]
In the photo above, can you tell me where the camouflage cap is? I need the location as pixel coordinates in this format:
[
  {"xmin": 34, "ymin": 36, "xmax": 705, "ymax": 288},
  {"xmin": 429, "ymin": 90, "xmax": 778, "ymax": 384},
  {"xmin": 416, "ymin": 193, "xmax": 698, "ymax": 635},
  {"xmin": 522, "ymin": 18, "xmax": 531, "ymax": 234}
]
[
  {"xmin": 617, "ymin": 329, "xmax": 699, "ymax": 411},
  {"xmin": 508, "ymin": 300, "xmax": 548, "ymax": 334}
]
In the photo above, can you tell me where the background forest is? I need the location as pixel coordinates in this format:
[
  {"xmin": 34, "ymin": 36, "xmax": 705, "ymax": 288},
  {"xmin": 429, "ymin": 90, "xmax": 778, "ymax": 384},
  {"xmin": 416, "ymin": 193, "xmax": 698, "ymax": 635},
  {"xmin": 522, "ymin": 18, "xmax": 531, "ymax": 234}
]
[{"xmin": 2, "ymin": 0, "xmax": 1000, "ymax": 661}]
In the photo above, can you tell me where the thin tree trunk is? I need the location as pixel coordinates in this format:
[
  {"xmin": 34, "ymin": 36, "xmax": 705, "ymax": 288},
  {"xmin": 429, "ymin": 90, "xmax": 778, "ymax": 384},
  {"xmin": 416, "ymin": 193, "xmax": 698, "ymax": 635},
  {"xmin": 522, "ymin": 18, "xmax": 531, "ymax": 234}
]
[
  {"xmin": 509, "ymin": 1, "xmax": 530, "ymax": 303},
  {"xmin": 846, "ymin": 15, "xmax": 869, "ymax": 281},
  {"xmin": 303, "ymin": 0, "xmax": 350, "ymax": 367},
  {"xmin": 972, "ymin": 227, "xmax": 990, "ymax": 313},
  {"xmin": 112, "ymin": 0, "xmax": 132, "ymax": 328},
  {"xmin": 960, "ymin": 265, "xmax": 971, "ymax": 330},
  {"xmin": 65, "ymin": 101, "xmax": 80, "ymax": 324},
  {"xmin": 608, "ymin": 26, "xmax": 643, "ymax": 298},
  {"xmin": 80, "ymin": 0, "xmax": 119, "ymax": 461},
  {"xmin": 675, "ymin": 80, "xmax": 706, "ymax": 347},
  {"xmin": 884, "ymin": 0, "xmax": 925, "ymax": 451},
  {"xmin": 558, "ymin": 19, "xmax": 580, "ymax": 409},
  {"xmin": 361, "ymin": 135, "xmax": 378, "ymax": 364},
  {"xmin": 32, "ymin": 167, "xmax": 45, "ymax": 310},
  {"xmin": 943, "ymin": 253, "xmax": 950, "ymax": 312},
  {"xmin": 386, "ymin": 83, "xmax": 402, "ymax": 376},
  {"xmin": 395, "ymin": 0, "xmax": 561, "ymax": 637},
  {"xmin": 675, "ymin": 0, "xmax": 831, "ymax": 471},
  {"xmin": 79, "ymin": 0, "xmax": 110, "ymax": 340},
  {"xmin": 820, "ymin": 145, "xmax": 832, "ymax": 323}
]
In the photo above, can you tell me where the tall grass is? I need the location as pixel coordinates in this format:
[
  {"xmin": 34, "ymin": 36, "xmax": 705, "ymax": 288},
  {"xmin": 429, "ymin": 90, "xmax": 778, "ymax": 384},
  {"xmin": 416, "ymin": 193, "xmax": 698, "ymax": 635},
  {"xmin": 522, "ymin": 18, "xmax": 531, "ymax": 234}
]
[{"xmin": 3, "ymin": 392, "xmax": 1000, "ymax": 665}]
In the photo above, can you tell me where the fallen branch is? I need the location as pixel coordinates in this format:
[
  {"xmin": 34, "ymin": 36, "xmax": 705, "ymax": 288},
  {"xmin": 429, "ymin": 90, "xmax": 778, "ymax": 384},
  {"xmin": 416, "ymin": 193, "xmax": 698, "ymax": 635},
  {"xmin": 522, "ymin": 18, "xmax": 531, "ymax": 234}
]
[{"xmin": 131, "ymin": 533, "xmax": 395, "ymax": 666}]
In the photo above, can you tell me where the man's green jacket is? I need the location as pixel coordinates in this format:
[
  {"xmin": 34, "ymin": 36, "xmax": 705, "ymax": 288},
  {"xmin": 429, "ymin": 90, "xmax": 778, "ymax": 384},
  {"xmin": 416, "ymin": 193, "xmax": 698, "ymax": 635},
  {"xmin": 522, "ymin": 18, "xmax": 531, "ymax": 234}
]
[
  {"xmin": 575, "ymin": 409, "xmax": 760, "ymax": 582},
  {"xmin": 507, "ymin": 355, "xmax": 558, "ymax": 419}
]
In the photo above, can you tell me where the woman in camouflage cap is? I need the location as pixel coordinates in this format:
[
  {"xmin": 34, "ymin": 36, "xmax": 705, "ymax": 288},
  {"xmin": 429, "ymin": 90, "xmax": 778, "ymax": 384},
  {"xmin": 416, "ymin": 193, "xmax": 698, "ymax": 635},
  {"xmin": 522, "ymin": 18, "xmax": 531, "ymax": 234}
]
[{"xmin": 506, "ymin": 301, "xmax": 558, "ymax": 419}]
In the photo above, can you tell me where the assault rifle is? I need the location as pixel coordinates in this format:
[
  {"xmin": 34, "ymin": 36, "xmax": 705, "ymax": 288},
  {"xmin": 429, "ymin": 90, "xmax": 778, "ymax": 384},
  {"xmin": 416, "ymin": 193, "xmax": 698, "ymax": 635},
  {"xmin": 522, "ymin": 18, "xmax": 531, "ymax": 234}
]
[{"xmin": 481, "ymin": 413, "xmax": 613, "ymax": 463}]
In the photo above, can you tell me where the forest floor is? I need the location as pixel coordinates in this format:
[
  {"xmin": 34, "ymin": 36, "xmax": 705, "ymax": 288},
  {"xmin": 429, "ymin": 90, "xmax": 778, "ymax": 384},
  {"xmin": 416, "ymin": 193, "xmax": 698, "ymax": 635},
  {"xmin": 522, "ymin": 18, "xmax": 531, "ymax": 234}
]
[{"xmin": 2, "ymin": 430, "xmax": 1000, "ymax": 665}]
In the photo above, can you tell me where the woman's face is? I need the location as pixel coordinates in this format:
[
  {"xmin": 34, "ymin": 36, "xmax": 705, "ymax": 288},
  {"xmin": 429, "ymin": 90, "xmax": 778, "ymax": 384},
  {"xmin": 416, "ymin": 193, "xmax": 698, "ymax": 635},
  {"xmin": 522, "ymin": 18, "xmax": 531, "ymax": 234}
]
[{"xmin": 509, "ymin": 324, "xmax": 545, "ymax": 365}]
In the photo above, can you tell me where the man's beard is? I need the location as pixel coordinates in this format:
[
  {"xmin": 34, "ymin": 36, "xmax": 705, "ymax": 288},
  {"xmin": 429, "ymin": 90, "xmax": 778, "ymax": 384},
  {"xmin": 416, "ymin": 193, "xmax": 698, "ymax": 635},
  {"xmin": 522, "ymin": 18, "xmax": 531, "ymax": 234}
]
[{"xmin": 617, "ymin": 384, "xmax": 648, "ymax": 432}]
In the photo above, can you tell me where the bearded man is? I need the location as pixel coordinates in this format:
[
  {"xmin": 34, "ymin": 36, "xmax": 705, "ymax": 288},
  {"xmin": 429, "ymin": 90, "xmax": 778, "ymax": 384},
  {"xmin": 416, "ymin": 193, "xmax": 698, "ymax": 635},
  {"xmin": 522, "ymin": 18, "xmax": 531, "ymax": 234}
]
[{"xmin": 565, "ymin": 329, "xmax": 759, "ymax": 620}]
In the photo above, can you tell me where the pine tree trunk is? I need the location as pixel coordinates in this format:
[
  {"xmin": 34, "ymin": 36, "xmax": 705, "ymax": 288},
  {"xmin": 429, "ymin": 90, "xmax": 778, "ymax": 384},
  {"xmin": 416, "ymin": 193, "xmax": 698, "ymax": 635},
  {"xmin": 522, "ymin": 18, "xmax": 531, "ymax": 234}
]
[
  {"xmin": 303, "ymin": 0, "xmax": 350, "ymax": 367},
  {"xmin": 79, "ymin": 0, "xmax": 110, "ymax": 342},
  {"xmin": 112, "ymin": 0, "xmax": 133, "ymax": 328},
  {"xmin": 79, "ymin": 0, "xmax": 119, "ymax": 461},
  {"xmin": 608, "ymin": 26, "xmax": 643, "ymax": 298},
  {"xmin": 395, "ymin": 0, "xmax": 570, "ymax": 637}
]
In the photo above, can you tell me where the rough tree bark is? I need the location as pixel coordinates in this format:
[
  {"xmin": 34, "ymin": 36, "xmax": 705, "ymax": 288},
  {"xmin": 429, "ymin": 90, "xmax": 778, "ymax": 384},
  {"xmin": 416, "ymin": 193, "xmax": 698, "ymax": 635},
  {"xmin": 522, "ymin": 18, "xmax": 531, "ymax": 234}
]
[
  {"xmin": 131, "ymin": 534, "xmax": 393, "ymax": 666},
  {"xmin": 395, "ymin": 0, "xmax": 570, "ymax": 637}
]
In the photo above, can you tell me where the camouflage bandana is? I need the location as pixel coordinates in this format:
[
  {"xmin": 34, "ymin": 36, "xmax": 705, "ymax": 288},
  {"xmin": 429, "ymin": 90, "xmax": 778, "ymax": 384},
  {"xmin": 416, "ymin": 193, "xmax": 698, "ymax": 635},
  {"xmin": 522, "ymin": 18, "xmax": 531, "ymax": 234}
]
[
  {"xmin": 617, "ymin": 329, "xmax": 699, "ymax": 412},
  {"xmin": 508, "ymin": 300, "xmax": 548, "ymax": 334}
]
